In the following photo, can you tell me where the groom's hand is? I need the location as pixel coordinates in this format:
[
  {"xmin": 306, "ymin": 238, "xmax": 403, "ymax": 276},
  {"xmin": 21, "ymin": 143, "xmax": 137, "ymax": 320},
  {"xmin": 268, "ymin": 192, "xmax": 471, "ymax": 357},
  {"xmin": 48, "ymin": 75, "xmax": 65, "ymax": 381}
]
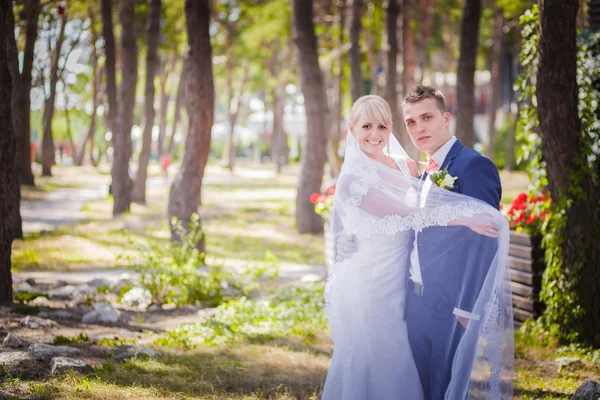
[{"xmin": 336, "ymin": 234, "xmax": 358, "ymax": 262}]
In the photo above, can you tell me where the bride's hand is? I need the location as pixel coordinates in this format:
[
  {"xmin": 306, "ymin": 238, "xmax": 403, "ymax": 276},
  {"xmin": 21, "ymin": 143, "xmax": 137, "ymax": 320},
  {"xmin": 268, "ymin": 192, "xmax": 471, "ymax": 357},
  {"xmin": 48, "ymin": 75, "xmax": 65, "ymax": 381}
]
[
  {"xmin": 406, "ymin": 158, "xmax": 419, "ymax": 178},
  {"xmin": 450, "ymin": 214, "xmax": 501, "ymax": 238},
  {"xmin": 465, "ymin": 218, "xmax": 500, "ymax": 238}
]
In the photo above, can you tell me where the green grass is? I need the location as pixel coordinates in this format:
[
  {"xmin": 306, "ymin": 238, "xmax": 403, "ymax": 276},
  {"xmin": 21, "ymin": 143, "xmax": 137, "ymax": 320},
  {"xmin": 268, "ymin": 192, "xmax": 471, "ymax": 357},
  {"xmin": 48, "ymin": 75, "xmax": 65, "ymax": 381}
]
[{"xmin": 3, "ymin": 343, "xmax": 328, "ymax": 400}]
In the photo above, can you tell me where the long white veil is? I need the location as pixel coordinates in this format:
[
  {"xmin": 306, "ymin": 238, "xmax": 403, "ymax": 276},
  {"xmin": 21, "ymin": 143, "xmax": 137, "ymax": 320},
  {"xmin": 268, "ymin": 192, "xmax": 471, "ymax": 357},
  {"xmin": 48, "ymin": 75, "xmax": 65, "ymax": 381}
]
[{"xmin": 325, "ymin": 133, "xmax": 514, "ymax": 399}]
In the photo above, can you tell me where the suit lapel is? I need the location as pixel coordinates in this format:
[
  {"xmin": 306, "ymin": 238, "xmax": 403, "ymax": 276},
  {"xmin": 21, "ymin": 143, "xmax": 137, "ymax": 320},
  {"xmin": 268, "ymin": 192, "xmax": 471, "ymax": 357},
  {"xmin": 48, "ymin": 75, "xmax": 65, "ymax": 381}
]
[{"xmin": 438, "ymin": 139, "xmax": 464, "ymax": 174}]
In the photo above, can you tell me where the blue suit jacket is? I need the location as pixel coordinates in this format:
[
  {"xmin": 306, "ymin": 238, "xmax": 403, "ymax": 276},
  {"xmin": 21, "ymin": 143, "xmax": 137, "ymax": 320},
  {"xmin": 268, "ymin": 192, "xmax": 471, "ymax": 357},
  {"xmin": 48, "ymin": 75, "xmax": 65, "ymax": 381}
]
[{"xmin": 416, "ymin": 139, "xmax": 502, "ymax": 319}]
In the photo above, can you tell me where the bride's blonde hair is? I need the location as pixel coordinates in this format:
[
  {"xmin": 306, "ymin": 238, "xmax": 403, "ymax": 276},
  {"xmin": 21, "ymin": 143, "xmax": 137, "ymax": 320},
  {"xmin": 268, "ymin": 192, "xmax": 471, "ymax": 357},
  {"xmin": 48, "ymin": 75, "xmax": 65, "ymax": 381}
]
[{"xmin": 349, "ymin": 95, "xmax": 393, "ymax": 132}]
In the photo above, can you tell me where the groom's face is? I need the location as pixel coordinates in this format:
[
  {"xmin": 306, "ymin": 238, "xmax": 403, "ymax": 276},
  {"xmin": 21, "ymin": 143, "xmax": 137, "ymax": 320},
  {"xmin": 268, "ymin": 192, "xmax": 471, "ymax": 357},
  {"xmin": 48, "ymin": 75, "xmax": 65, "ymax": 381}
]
[{"xmin": 402, "ymin": 98, "xmax": 452, "ymax": 157}]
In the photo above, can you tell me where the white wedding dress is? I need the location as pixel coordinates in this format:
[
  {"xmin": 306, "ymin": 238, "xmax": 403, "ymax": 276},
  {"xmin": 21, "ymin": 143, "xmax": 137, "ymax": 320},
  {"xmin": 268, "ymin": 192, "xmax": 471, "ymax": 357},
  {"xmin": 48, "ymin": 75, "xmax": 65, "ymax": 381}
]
[
  {"xmin": 322, "ymin": 158, "xmax": 424, "ymax": 400},
  {"xmin": 322, "ymin": 134, "xmax": 513, "ymax": 400}
]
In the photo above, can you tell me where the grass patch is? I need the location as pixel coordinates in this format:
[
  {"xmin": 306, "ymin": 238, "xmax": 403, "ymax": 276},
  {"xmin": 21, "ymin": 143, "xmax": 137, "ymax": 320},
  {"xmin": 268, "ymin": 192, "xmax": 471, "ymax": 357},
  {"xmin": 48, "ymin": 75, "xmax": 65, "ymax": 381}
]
[
  {"xmin": 13, "ymin": 291, "xmax": 48, "ymax": 303},
  {"xmin": 53, "ymin": 333, "xmax": 90, "ymax": 345}
]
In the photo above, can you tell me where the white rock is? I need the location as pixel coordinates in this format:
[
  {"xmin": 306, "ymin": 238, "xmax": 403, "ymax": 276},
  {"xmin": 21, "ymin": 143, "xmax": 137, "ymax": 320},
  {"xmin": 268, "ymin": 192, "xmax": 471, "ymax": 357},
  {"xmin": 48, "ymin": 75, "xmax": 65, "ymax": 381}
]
[
  {"xmin": 113, "ymin": 344, "xmax": 158, "ymax": 361},
  {"xmin": 20, "ymin": 316, "xmax": 58, "ymax": 329},
  {"xmin": 0, "ymin": 351, "xmax": 35, "ymax": 365},
  {"xmin": 29, "ymin": 343, "xmax": 82, "ymax": 360},
  {"xmin": 120, "ymin": 287, "xmax": 152, "ymax": 309},
  {"xmin": 49, "ymin": 284, "xmax": 94, "ymax": 301},
  {"xmin": 3, "ymin": 333, "xmax": 24, "ymax": 349},
  {"xmin": 82, "ymin": 302, "xmax": 120, "ymax": 324},
  {"xmin": 15, "ymin": 282, "xmax": 35, "ymax": 293},
  {"xmin": 50, "ymin": 357, "xmax": 94, "ymax": 375}
]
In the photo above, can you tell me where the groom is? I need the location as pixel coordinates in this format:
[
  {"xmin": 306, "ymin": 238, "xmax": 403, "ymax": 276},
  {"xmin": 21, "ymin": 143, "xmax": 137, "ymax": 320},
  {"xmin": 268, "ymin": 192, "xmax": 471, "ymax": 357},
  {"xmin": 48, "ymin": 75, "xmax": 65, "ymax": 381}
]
[{"xmin": 402, "ymin": 85, "xmax": 502, "ymax": 400}]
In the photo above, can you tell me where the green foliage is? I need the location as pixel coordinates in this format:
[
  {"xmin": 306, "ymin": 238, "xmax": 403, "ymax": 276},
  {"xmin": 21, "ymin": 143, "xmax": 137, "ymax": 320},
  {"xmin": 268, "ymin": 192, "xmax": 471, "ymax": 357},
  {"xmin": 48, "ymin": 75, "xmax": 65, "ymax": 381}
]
[
  {"xmin": 515, "ymin": 7, "xmax": 600, "ymax": 344},
  {"xmin": 155, "ymin": 282, "xmax": 328, "ymax": 349},
  {"xmin": 98, "ymin": 337, "xmax": 138, "ymax": 347},
  {"xmin": 13, "ymin": 291, "xmax": 48, "ymax": 303},
  {"xmin": 131, "ymin": 214, "xmax": 279, "ymax": 307},
  {"xmin": 53, "ymin": 333, "xmax": 89, "ymax": 345}
]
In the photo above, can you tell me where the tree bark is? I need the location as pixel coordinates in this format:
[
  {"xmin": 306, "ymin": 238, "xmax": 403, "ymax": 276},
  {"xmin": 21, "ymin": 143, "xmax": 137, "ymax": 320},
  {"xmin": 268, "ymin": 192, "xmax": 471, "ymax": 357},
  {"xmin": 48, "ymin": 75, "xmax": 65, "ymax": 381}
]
[
  {"xmin": 349, "ymin": 0, "xmax": 364, "ymax": 102},
  {"xmin": 76, "ymin": 6, "xmax": 100, "ymax": 166},
  {"xmin": 8, "ymin": 0, "xmax": 38, "ymax": 187},
  {"xmin": 416, "ymin": 0, "xmax": 434, "ymax": 83},
  {"xmin": 132, "ymin": 0, "xmax": 161, "ymax": 204},
  {"xmin": 270, "ymin": 40, "xmax": 290, "ymax": 174},
  {"xmin": 385, "ymin": 0, "xmax": 419, "ymax": 161},
  {"xmin": 168, "ymin": 67, "xmax": 185, "ymax": 156},
  {"xmin": 487, "ymin": 7, "xmax": 504, "ymax": 160},
  {"xmin": 167, "ymin": 0, "xmax": 214, "ymax": 251},
  {"xmin": 6, "ymin": 3, "xmax": 23, "ymax": 239},
  {"xmin": 157, "ymin": 56, "xmax": 176, "ymax": 158},
  {"xmin": 327, "ymin": 1, "xmax": 345, "ymax": 178},
  {"xmin": 293, "ymin": 0, "xmax": 330, "ymax": 234},
  {"xmin": 590, "ymin": 0, "xmax": 600, "ymax": 29},
  {"xmin": 402, "ymin": 0, "xmax": 416, "ymax": 93},
  {"xmin": 101, "ymin": 0, "xmax": 118, "ymax": 136},
  {"xmin": 537, "ymin": 0, "xmax": 600, "ymax": 347},
  {"xmin": 0, "ymin": 0, "xmax": 16, "ymax": 304},
  {"xmin": 454, "ymin": 0, "xmax": 482, "ymax": 149},
  {"xmin": 41, "ymin": 11, "xmax": 68, "ymax": 177},
  {"xmin": 111, "ymin": 0, "xmax": 138, "ymax": 216}
]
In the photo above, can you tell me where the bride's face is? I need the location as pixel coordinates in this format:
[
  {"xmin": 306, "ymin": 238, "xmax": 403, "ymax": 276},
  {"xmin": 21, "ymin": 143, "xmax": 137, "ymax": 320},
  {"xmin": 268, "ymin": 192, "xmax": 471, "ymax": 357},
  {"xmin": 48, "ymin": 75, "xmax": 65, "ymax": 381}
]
[{"xmin": 350, "ymin": 117, "xmax": 391, "ymax": 157}]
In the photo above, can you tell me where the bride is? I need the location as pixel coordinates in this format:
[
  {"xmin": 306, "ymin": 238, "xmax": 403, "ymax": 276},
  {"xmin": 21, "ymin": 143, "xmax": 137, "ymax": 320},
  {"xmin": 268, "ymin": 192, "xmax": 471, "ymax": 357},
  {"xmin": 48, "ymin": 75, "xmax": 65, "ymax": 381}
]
[{"xmin": 321, "ymin": 95, "xmax": 512, "ymax": 400}]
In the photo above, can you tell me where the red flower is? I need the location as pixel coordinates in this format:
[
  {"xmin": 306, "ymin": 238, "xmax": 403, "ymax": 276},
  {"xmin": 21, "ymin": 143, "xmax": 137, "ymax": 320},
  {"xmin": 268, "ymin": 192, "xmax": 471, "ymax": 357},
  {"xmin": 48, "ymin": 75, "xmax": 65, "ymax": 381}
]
[
  {"xmin": 515, "ymin": 192, "xmax": 528, "ymax": 204},
  {"xmin": 526, "ymin": 214, "xmax": 537, "ymax": 224},
  {"xmin": 317, "ymin": 194, "xmax": 327, "ymax": 203},
  {"xmin": 514, "ymin": 203, "xmax": 527, "ymax": 211},
  {"xmin": 327, "ymin": 185, "xmax": 336, "ymax": 196},
  {"xmin": 507, "ymin": 207, "xmax": 515, "ymax": 216},
  {"xmin": 309, "ymin": 193, "xmax": 320, "ymax": 204}
]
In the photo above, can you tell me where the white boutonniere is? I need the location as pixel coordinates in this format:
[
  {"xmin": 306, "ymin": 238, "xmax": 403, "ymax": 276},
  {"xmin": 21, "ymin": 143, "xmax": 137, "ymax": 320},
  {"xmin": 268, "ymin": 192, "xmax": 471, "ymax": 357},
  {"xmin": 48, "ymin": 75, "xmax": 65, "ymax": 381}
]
[{"xmin": 430, "ymin": 168, "xmax": 457, "ymax": 190}]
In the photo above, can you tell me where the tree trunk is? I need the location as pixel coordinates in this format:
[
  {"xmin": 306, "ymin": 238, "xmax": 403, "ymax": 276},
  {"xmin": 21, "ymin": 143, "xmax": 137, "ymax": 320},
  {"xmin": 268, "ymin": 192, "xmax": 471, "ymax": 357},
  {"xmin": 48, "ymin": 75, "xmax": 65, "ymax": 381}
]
[
  {"xmin": 590, "ymin": 0, "xmax": 600, "ymax": 29},
  {"xmin": 402, "ymin": 0, "xmax": 416, "ymax": 93},
  {"xmin": 349, "ymin": 0, "xmax": 364, "ymax": 102},
  {"xmin": 157, "ymin": 56, "xmax": 175, "ymax": 158},
  {"xmin": 416, "ymin": 0, "xmax": 434, "ymax": 83},
  {"xmin": 167, "ymin": 0, "xmax": 214, "ymax": 251},
  {"xmin": 327, "ymin": 1, "xmax": 345, "ymax": 178},
  {"xmin": 385, "ymin": 0, "xmax": 420, "ymax": 161},
  {"xmin": 293, "ymin": 0, "xmax": 329, "ymax": 234},
  {"xmin": 6, "ymin": 2, "xmax": 23, "ymax": 240},
  {"xmin": 454, "ymin": 0, "xmax": 482, "ymax": 149},
  {"xmin": 8, "ymin": 0, "xmax": 38, "ymax": 187},
  {"xmin": 76, "ymin": 6, "xmax": 100, "ymax": 166},
  {"xmin": 111, "ymin": 0, "xmax": 138, "ymax": 216},
  {"xmin": 363, "ymin": 1, "xmax": 381, "ymax": 95},
  {"xmin": 168, "ymin": 67, "xmax": 185, "ymax": 156},
  {"xmin": 41, "ymin": 11, "xmax": 67, "ymax": 177},
  {"xmin": 537, "ymin": 0, "xmax": 600, "ymax": 347},
  {"xmin": 487, "ymin": 7, "xmax": 504, "ymax": 160},
  {"xmin": 101, "ymin": 0, "xmax": 118, "ymax": 136},
  {"xmin": 270, "ymin": 40, "xmax": 290, "ymax": 174},
  {"xmin": 132, "ymin": 0, "xmax": 161, "ymax": 204},
  {"xmin": 0, "ymin": 0, "xmax": 16, "ymax": 304}
]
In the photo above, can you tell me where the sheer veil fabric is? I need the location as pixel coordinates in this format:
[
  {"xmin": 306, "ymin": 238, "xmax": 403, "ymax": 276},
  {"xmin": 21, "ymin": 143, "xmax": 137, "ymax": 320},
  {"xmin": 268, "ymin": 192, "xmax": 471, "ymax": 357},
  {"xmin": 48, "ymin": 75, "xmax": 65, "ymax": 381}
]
[{"xmin": 323, "ymin": 133, "xmax": 513, "ymax": 399}]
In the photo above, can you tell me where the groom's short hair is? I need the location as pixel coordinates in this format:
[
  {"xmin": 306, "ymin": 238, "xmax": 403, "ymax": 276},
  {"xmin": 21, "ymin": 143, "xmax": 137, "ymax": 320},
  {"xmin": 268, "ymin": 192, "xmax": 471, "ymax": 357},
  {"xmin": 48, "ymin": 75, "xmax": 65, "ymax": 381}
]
[{"xmin": 403, "ymin": 85, "xmax": 447, "ymax": 114}]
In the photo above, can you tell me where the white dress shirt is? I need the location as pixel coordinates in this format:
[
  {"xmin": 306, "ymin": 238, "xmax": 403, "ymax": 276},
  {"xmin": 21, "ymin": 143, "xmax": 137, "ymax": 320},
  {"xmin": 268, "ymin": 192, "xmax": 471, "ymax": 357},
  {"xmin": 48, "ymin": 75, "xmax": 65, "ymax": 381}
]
[{"xmin": 409, "ymin": 136, "xmax": 457, "ymax": 286}]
